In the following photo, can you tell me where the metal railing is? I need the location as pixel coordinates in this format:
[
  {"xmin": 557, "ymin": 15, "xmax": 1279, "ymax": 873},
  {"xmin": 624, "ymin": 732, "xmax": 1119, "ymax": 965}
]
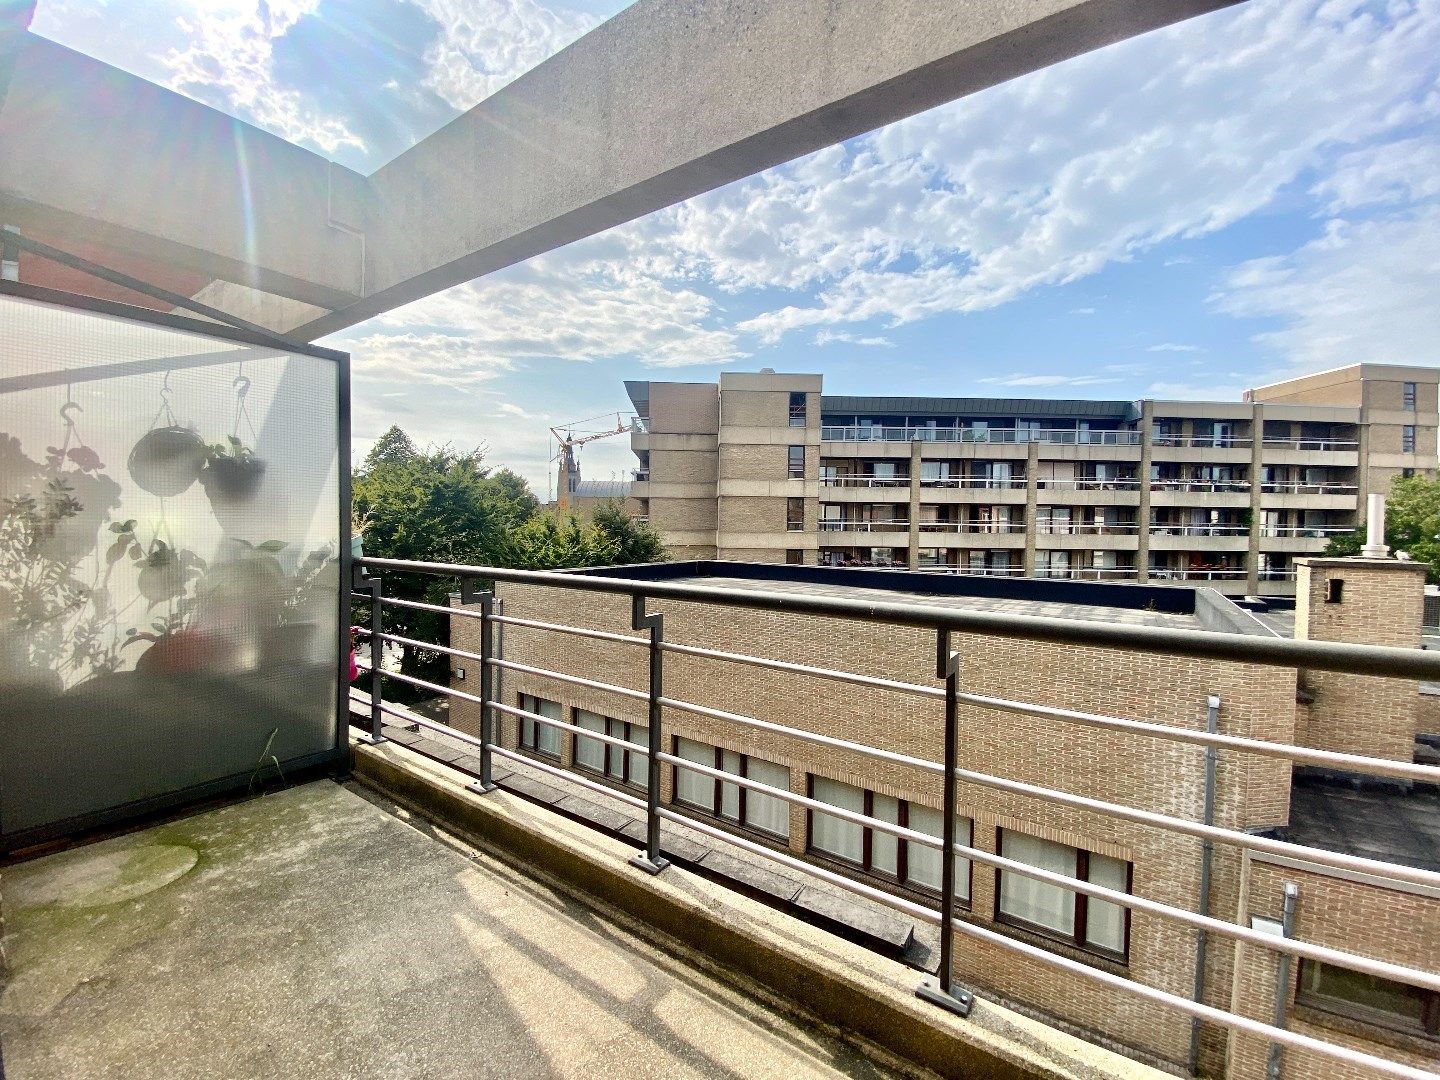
[
  {"xmin": 820, "ymin": 475, "xmax": 910, "ymax": 488},
  {"xmin": 350, "ymin": 557, "xmax": 1440, "ymax": 1080},
  {"xmin": 1149, "ymin": 524, "xmax": 1251, "ymax": 537},
  {"xmin": 1037, "ymin": 522, "xmax": 1141, "ymax": 535},
  {"xmin": 1260, "ymin": 481, "xmax": 1359, "ymax": 495},
  {"xmin": 632, "ymin": 469, "xmax": 650, "ymax": 481},
  {"xmin": 1148, "ymin": 568, "xmax": 1250, "ymax": 581},
  {"xmin": 821, "ymin": 426, "xmax": 1141, "ymax": 446},
  {"xmin": 818, "ymin": 520, "xmax": 911, "ymax": 532},
  {"xmin": 1261, "ymin": 438, "xmax": 1359, "ymax": 452},
  {"xmin": 1150, "ymin": 479, "xmax": 1252, "ymax": 493},
  {"xmin": 918, "ymin": 522, "xmax": 1027, "ymax": 534},
  {"xmin": 1032, "ymin": 567, "xmax": 1140, "ymax": 580},
  {"xmin": 1153, "ymin": 434, "xmax": 1254, "ymax": 449},
  {"xmin": 917, "ymin": 565, "xmax": 1027, "ymax": 576},
  {"xmin": 919, "ymin": 476, "xmax": 1027, "ymax": 489},
  {"xmin": 1261, "ymin": 525, "xmax": 1353, "ymax": 538},
  {"xmin": 1037, "ymin": 478, "xmax": 1142, "ymax": 491}
]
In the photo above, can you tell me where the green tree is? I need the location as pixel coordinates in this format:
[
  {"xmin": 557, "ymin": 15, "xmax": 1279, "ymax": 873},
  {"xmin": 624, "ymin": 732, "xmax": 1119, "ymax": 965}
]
[
  {"xmin": 1323, "ymin": 474, "xmax": 1440, "ymax": 583},
  {"xmin": 592, "ymin": 500, "xmax": 666, "ymax": 564},
  {"xmin": 363, "ymin": 425, "xmax": 418, "ymax": 472}
]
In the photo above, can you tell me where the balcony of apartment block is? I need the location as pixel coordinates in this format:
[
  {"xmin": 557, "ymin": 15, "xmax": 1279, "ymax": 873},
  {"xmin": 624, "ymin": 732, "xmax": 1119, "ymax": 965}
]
[
  {"xmin": 1032, "ymin": 562, "xmax": 1141, "ymax": 582},
  {"xmin": 1258, "ymin": 522, "xmax": 1356, "ymax": 554},
  {"xmin": 920, "ymin": 473, "xmax": 1029, "ymax": 504},
  {"xmin": 1036, "ymin": 519, "xmax": 1142, "ymax": 550},
  {"xmin": 1148, "ymin": 476, "xmax": 1252, "ymax": 509},
  {"xmin": 1148, "ymin": 521, "xmax": 1252, "ymax": 552},
  {"xmin": 817, "ymin": 515, "xmax": 911, "ymax": 546},
  {"xmin": 917, "ymin": 517, "xmax": 1028, "ymax": 550},
  {"xmin": 1147, "ymin": 558, "xmax": 1251, "ymax": 592},
  {"xmin": 1258, "ymin": 433, "xmax": 1361, "ymax": 468},
  {"xmin": 1035, "ymin": 475, "xmax": 1143, "ymax": 506},
  {"xmin": 915, "ymin": 559, "xmax": 1026, "ymax": 577},
  {"xmin": 1150, "ymin": 431, "xmax": 1255, "ymax": 464},
  {"xmin": 1259, "ymin": 478, "xmax": 1360, "ymax": 512},
  {"xmin": 820, "ymin": 424, "xmax": 1139, "ymax": 457},
  {"xmin": 818, "ymin": 468, "xmax": 911, "ymax": 502}
]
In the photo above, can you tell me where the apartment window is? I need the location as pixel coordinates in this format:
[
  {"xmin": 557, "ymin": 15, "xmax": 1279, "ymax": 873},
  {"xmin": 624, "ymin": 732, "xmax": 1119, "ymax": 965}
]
[
  {"xmin": 789, "ymin": 391, "xmax": 807, "ymax": 427},
  {"xmin": 1403, "ymin": 425, "xmax": 1416, "ymax": 453},
  {"xmin": 572, "ymin": 709, "xmax": 648, "ymax": 786},
  {"xmin": 786, "ymin": 497, "xmax": 805, "ymax": 531},
  {"xmin": 808, "ymin": 776, "xmax": 971, "ymax": 898},
  {"xmin": 788, "ymin": 444, "xmax": 806, "ymax": 479},
  {"xmin": 1403, "ymin": 468, "xmax": 1416, "ymax": 480},
  {"xmin": 996, "ymin": 829, "xmax": 1130, "ymax": 957},
  {"xmin": 785, "ymin": 549, "xmax": 803, "ymax": 565},
  {"xmin": 673, "ymin": 737, "xmax": 790, "ymax": 838},
  {"xmin": 1298, "ymin": 960, "xmax": 1439, "ymax": 1039},
  {"xmin": 518, "ymin": 694, "xmax": 562, "ymax": 758},
  {"xmin": 1404, "ymin": 381, "xmax": 1417, "ymax": 411}
]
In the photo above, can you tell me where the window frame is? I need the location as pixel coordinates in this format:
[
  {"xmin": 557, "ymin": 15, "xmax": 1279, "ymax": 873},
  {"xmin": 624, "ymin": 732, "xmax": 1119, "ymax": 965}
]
[
  {"xmin": 787, "ymin": 444, "xmax": 806, "ymax": 479},
  {"xmin": 805, "ymin": 774, "xmax": 972, "ymax": 902},
  {"xmin": 1297, "ymin": 959, "xmax": 1440, "ymax": 1041},
  {"xmin": 517, "ymin": 693, "xmax": 563, "ymax": 760},
  {"xmin": 670, "ymin": 736, "xmax": 791, "ymax": 840},
  {"xmin": 570, "ymin": 709, "xmax": 647, "ymax": 788},
  {"xmin": 1403, "ymin": 382, "xmax": 1417, "ymax": 411},
  {"xmin": 1403, "ymin": 425, "xmax": 1417, "ymax": 454},
  {"xmin": 788, "ymin": 391, "xmax": 808, "ymax": 427},
  {"xmin": 993, "ymin": 827, "xmax": 1132, "ymax": 962},
  {"xmin": 786, "ymin": 497, "xmax": 805, "ymax": 532}
]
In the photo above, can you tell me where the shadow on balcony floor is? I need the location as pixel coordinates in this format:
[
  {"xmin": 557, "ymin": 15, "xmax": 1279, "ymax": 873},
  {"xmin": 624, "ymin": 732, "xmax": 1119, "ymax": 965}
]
[{"xmin": 0, "ymin": 781, "xmax": 895, "ymax": 1079}]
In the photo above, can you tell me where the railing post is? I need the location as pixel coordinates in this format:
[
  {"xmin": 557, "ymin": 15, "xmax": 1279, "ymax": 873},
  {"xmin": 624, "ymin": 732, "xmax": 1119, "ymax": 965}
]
[
  {"xmin": 1266, "ymin": 883, "xmax": 1300, "ymax": 1080},
  {"xmin": 353, "ymin": 561, "xmax": 385, "ymax": 744},
  {"xmin": 917, "ymin": 627, "xmax": 973, "ymax": 1017},
  {"xmin": 461, "ymin": 580, "xmax": 497, "ymax": 793},
  {"xmin": 629, "ymin": 594, "xmax": 670, "ymax": 875},
  {"xmin": 1189, "ymin": 694, "xmax": 1222, "ymax": 1075}
]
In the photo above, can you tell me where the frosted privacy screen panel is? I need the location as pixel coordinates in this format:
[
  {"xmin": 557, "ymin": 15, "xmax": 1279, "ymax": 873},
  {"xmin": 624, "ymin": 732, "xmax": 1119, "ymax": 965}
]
[{"xmin": 0, "ymin": 293, "xmax": 342, "ymax": 837}]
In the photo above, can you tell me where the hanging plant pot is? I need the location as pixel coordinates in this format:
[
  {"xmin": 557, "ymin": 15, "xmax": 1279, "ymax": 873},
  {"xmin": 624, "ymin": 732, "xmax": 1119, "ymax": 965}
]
[
  {"xmin": 127, "ymin": 426, "xmax": 207, "ymax": 497},
  {"xmin": 199, "ymin": 454, "xmax": 266, "ymax": 504}
]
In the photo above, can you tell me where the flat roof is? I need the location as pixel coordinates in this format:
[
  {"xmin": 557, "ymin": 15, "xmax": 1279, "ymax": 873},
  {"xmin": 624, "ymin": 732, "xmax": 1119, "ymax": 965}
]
[
  {"xmin": 1287, "ymin": 775, "xmax": 1440, "ymax": 873},
  {"xmin": 577, "ymin": 561, "xmax": 1202, "ymax": 627}
]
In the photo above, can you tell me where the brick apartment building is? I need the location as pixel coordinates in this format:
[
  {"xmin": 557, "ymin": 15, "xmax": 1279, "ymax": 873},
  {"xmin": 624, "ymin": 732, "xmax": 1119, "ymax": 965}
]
[
  {"xmin": 449, "ymin": 556, "xmax": 1440, "ymax": 1079},
  {"xmin": 623, "ymin": 365, "xmax": 1440, "ymax": 596}
]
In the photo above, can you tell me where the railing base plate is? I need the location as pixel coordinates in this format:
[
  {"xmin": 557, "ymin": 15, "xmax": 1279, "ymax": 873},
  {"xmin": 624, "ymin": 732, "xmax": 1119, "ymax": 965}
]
[
  {"xmin": 356, "ymin": 733, "xmax": 387, "ymax": 746},
  {"xmin": 466, "ymin": 781, "xmax": 498, "ymax": 795},
  {"xmin": 629, "ymin": 854, "xmax": 671, "ymax": 876},
  {"xmin": 916, "ymin": 980, "xmax": 973, "ymax": 1018}
]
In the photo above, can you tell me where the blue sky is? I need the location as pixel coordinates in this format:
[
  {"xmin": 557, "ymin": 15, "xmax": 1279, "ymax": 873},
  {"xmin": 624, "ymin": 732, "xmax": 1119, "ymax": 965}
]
[{"xmin": 28, "ymin": 0, "xmax": 1440, "ymax": 496}]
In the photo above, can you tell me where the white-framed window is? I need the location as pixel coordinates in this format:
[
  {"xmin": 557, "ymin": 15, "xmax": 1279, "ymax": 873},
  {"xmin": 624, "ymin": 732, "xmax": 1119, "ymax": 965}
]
[
  {"xmin": 518, "ymin": 694, "xmax": 562, "ymax": 758},
  {"xmin": 996, "ymin": 830, "xmax": 1130, "ymax": 957},
  {"xmin": 673, "ymin": 737, "xmax": 790, "ymax": 839},
  {"xmin": 572, "ymin": 709, "xmax": 648, "ymax": 786},
  {"xmin": 809, "ymin": 776, "xmax": 970, "ymax": 898}
]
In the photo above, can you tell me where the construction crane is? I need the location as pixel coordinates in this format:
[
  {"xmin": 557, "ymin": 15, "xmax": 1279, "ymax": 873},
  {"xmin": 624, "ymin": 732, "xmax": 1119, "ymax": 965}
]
[{"xmin": 550, "ymin": 412, "xmax": 632, "ymax": 511}]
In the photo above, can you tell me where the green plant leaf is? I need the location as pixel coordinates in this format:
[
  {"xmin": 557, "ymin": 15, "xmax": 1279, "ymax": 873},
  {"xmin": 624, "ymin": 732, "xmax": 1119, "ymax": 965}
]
[
  {"xmin": 257, "ymin": 540, "xmax": 287, "ymax": 552},
  {"xmin": 106, "ymin": 539, "xmax": 129, "ymax": 565}
]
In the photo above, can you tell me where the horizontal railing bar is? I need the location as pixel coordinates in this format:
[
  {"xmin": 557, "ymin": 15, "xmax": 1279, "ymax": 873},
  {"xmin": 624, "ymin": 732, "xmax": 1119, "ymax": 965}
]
[
  {"xmin": 490, "ymin": 700, "xmax": 648, "ymax": 755},
  {"xmin": 486, "ymin": 657, "xmax": 650, "ymax": 703},
  {"xmin": 358, "ymin": 557, "xmax": 1440, "ymax": 679},
  {"xmin": 658, "ymin": 695, "xmax": 944, "ymax": 774},
  {"xmin": 660, "ymin": 753, "xmax": 1440, "ymax": 991},
  {"xmin": 661, "ymin": 641, "xmax": 944, "ymax": 699},
  {"xmin": 954, "ymin": 692, "xmax": 1440, "ymax": 786},
  {"xmin": 655, "ymin": 807, "xmax": 941, "ymax": 923},
  {"xmin": 945, "ymin": 916, "xmax": 1435, "ymax": 1080},
  {"xmin": 355, "ymin": 628, "xmax": 486, "ymax": 666},
  {"xmin": 491, "ymin": 613, "xmax": 649, "ymax": 646},
  {"xmin": 355, "ymin": 661, "xmax": 487, "ymax": 707},
  {"xmin": 371, "ymin": 594, "xmax": 487, "ymax": 620},
  {"xmin": 955, "ymin": 767, "xmax": 1440, "ymax": 891}
]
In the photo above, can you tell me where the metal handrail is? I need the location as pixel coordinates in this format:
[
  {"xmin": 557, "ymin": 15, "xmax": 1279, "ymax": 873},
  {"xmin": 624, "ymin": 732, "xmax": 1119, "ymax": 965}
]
[
  {"xmin": 351, "ymin": 558, "xmax": 1440, "ymax": 1078},
  {"xmin": 820, "ymin": 425, "xmax": 1142, "ymax": 446}
]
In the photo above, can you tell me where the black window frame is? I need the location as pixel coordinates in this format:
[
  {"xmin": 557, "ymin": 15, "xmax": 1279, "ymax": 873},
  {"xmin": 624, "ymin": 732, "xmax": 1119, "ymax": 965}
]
[
  {"xmin": 670, "ymin": 736, "xmax": 790, "ymax": 840},
  {"xmin": 1297, "ymin": 959, "xmax": 1440, "ymax": 1041},
  {"xmin": 789, "ymin": 391, "xmax": 807, "ymax": 427},
  {"xmin": 785, "ymin": 548, "xmax": 803, "ymax": 565},
  {"xmin": 993, "ymin": 827, "xmax": 1133, "ymax": 962},
  {"xmin": 804, "ymin": 775, "xmax": 972, "ymax": 903},
  {"xmin": 571, "ymin": 709, "xmax": 647, "ymax": 788},
  {"xmin": 517, "ymin": 693, "xmax": 563, "ymax": 760},
  {"xmin": 1404, "ymin": 382, "xmax": 1417, "ymax": 411},
  {"xmin": 787, "ymin": 444, "xmax": 806, "ymax": 479},
  {"xmin": 1403, "ymin": 425, "xmax": 1417, "ymax": 453}
]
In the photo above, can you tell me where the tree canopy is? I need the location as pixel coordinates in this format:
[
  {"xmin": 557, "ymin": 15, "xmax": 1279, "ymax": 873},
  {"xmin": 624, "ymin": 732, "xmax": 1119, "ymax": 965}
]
[
  {"xmin": 1323, "ymin": 474, "xmax": 1440, "ymax": 583},
  {"xmin": 351, "ymin": 428, "xmax": 665, "ymax": 691}
]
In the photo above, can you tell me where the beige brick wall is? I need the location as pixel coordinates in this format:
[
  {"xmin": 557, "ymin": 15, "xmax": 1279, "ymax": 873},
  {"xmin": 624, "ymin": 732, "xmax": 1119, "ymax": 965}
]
[
  {"xmin": 650, "ymin": 448, "xmax": 718, "ymax": 485},
  {"xmin": 1294, "ymin": 559, "xmax": 1425, "ymax": 762},
  {"xmin": 451, "ymin": 582, "xmax": 1298, "ymax": 1070},
  {"xmin": 651, "ymin": 497, "xmax": 717, "ymax": 531},
  {"xmin": 1227, "ymin": 861, "xmax": 1439, "ymax": 1080},
  {"xmin": 719, "ymin": 444, "xmax": 790, "ymax": 480},
  {"xmin": 721, "ymin": 389, "xmax": 790, "ymax": 427},
  {"xmin": 718, "ymin": 495, "xmax": 787, "ymax": 535},
  {"xmin": 650, "ymin": 382, "xmax": 718, "ymax": 434}
]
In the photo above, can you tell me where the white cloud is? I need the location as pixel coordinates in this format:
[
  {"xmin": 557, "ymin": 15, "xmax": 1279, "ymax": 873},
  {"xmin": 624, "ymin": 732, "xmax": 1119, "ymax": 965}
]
[
  {"xmin": 407, "ymin": 0, "xmax": 598, "ymax": 111},
  {"xmin": 1070, "ymin": 307, "xmax": 1096, "ymax": 315},
  {"xmin": 813, "ymin": 330, "xmax": 896, "ymax": 348},
  {"xmin": 979, "ymin": 374, "xmax": 1122, "ymax": 388},
  {"xmin": 1312, "ymin": 135, "xmax": 1440, "ymax": 213},
  {"xmin": 1213, "ymin": 205, "xmax": 1440, "ymax": 370},
  {"xmin": 163, "ymin": 1, "xmax": 365, "ymax": 154},
  {"xmin": 1146, "ymin": 343, "xmax": 1203, "ymax": 353}
]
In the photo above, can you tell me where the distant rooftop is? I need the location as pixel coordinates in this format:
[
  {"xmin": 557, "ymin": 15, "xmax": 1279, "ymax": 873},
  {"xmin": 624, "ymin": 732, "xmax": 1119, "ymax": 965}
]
[{"xmin": 1287, "ymin": 775, "xmax": 1440, "ymax": 874}]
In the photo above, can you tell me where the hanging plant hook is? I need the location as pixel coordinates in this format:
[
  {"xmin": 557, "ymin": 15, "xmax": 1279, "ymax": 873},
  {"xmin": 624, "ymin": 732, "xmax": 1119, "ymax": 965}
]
[{"xmin": 60, "ymin": 401, "xmax": 82, "ymax": 424}]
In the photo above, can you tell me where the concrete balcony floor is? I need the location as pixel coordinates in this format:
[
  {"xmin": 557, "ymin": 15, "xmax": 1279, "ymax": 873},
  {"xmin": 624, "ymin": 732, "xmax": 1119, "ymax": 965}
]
[{"xmin": 0, "ymin": 782, "xmax": 886, "ymax": 1080}]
